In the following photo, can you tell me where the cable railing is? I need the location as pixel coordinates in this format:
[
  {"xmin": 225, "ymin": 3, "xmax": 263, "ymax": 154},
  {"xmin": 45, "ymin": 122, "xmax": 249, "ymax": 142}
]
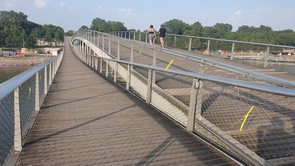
[
  {"xmin": 0, "ymin": 48, "xmax": 63, "ymax": 166},
  {"xmin": 72, "ymin": 29, "xmax": 295, "ymax": 165},
  {"xmin": 88, "ymin": 29, "xmax": 295, "ymax": 88},
  {"xmin": 112, "ymin": 31, "xmax": 295, "ymax": 70}
]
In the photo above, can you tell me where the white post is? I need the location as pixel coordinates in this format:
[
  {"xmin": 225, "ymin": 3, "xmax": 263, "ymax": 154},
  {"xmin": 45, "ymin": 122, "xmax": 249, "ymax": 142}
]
[
  {"xmin": 231, "ymin": 43, "xmax": 235, "ymax": 61},
  {"xmin": 126, "ymin": 64, "xmax": 131, "ymax": 91},
  {"xmin": 264, "ymin": 47, "xmax": 270, "ymax": 68},
  {"xmin": 35, "ymin": 72, "xmax": 40, "ymax": 112},
  {"xmin": 44, "ymin": 66, "xmax": 48, "ymax": 95},
  {"xmin": 152, "ymin": 48, "xmax": 156, "ymax": 85},
  {"xmin": 187, "ymin": 79, "xmax": 197, "ymax": 131},
  {"xmin": 146, "ymin": 69, "xmax": 152, "ymax": 104},
  {"xmin": 188, "ymin": 38, "xmax": 192, "ymax": 51},
  {"xmin": 14, "ymin": 87, "xmax": 22, "ymax": 152}
]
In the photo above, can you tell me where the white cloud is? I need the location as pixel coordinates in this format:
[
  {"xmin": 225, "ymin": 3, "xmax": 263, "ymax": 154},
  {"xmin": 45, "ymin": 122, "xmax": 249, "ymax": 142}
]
[
  {"xmin": 69, "ymin": 6, "xmax": 76, "ymax": 11},
  {"xmin": 119, "ymin": 8, "xmax": 134, "ymax": 16},
  {"xmin": 59, "ymin": 2, "xmax": 64, "ymax": 7},
  {"xmin": 4, "ymin": 0, "xmax": 18, "ymax": 8},
  {"xmin": 97, "ymin": 6, "xmax": 103, "ymax": 10},
  {"xmin": 234, "ymin": 10, "xmax": 242, "ymax": 16},
  {"xmin": 34, "ymin": 0, "xmax": 48, "ymax": 9}
]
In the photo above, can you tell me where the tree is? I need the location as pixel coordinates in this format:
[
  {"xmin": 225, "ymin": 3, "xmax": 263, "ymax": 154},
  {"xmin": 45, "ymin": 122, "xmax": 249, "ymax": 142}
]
[
  {"xmin": 90, "ymin": 18, "xmax": 127, "ymax": 32},
  {"xmin": 184, "ymin": 21, "xmax": 203, "ymax": 36},
  {"xmin": 65, "ymin": 30, "xmax": 75, "ymax": 36},
  {"xmin": 0, "ymin": 10, "xmax": 64, "ymax": 48},
  {"xmin": 213, "ymin": 23, "xmax": 233, "ymax": 38},
  {"xmin": 163, "ymin": 19, "xmax": 190, "ymax": 35},
  {"xmin": 275, "ymin": 30, "xmax": 295, "ymax": 46},
  {"xmin": 79, "ymin": 25, "xmax": 89, "ymax": 30}
]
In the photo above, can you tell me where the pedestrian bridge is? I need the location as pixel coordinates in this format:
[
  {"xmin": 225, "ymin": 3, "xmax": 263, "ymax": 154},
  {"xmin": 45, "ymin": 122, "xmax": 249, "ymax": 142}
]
[{"xmin": 1, "ymin": 30, "xmax": 295, "ymax": 165}]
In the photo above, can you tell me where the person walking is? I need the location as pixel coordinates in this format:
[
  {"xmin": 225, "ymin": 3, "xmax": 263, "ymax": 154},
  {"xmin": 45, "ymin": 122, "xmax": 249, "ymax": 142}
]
[
  {"xmin": 159, "ymin": 24, "xmax": 166, "ymax": 47},
  {"xmin": 148, "ymin": 25, "xmax": 156, "ymax": 45}
]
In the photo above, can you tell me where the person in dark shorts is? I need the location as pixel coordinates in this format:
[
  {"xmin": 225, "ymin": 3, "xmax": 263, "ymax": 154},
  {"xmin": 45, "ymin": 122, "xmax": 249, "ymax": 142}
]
[
  {"xmin": 148, "ymin": 25, "xmax": 156, "ymax": 45},
  {"xmin": 159, "ymin": 24, "xmax": 166, "ymax": 47}
]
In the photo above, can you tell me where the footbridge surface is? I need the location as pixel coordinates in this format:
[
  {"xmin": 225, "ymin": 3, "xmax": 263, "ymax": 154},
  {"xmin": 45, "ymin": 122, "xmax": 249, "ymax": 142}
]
[
  {"xmin": 1, "ymin": 30, "xmax": 295, "ymax": 166},
  {"xmin": 15, "ymin": 38, "xmax": 237, "ymax": 165}
]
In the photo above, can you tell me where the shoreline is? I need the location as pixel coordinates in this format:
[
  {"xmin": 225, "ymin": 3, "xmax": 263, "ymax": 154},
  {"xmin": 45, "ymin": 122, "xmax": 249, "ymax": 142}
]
[{"xmin": 0, "ymin": 56, "xmax": 51, "ymax": 67}]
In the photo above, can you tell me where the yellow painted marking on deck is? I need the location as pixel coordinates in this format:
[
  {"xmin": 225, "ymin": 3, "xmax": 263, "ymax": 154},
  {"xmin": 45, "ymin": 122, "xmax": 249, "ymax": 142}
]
[
  {"xmin": 240, "ymin": 106, "xmax": 255, "ymax": 132},
  {"xmin": 165, "ymin": 59, "xmax": 174, "ymax": 71}
]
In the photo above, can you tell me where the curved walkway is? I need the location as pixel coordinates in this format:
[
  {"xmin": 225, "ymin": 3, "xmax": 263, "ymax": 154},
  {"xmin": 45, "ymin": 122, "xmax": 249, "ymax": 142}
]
[{"xmin": 16, "ymin": 39, "xmax": 237, "ymax": 165}]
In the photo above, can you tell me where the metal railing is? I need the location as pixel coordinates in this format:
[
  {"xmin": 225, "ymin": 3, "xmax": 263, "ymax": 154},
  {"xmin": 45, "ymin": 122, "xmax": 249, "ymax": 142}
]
[
  {"xmin": 109, "ymin": 30, "xmax": 295, "ymax": 89},
  {"xmin": 112, "ymin": 31, "xmax": 295, "ymax": 70},
  {"xmin": 0, "ymin": 49, "xmax": 63, "ymax": 165},
  {"xmin": 72, "ymin": 29, "xmax": 295, "ymax": 165}
]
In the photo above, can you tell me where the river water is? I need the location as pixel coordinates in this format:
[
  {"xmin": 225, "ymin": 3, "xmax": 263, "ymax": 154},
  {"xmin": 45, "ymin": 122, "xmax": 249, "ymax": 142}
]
[{"xmin": 0, "ymin": 66, "xmax": 31, "ymax": 84}]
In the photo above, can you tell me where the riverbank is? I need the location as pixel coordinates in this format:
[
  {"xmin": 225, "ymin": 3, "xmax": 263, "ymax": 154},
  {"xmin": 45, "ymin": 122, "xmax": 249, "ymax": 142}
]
[{"xmin": 0, "ymin": 55, "xmax": 50, "ymax": 67}]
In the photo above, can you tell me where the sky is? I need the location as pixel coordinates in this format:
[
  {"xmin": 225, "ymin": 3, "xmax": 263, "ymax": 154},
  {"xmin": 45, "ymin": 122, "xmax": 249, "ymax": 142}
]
[{"xmin": 1, "ymin": 0, "xmax": 295, "ymax": 32}]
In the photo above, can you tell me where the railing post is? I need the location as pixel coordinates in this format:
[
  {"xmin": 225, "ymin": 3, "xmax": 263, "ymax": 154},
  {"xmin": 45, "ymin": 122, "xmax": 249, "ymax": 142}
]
[
  {"xmin": 108, "ymin": 35, "xmax": 111, "ymax": 54},
  {"xmin": 94, "ymin": 56, "xmax": 98, "ymax": 70},
  {"xmin": 44, "ymin": 66, "xmax": 47, "ymax": 95},
  {"xmin": 187, "ymin": 79, "xmax": 203, "ymax": 131},
  {"xmin": 187, "ymin": 79, "xmax": 197, "ymax": 131},
  {"xmin": 102, "ymin": 35, "xmax": 105, "ymax": 51},
  {"xmin": 195, "ymin": 80, "xmax": 203, "ymax": 116},
  {"xmin": 49, "ymin": 63, "xmax": 52, "ymax": 85},
  {"xmin": 97, "ymin": 33, "xmax": 100, "ymax": 47},
  {"xmin": 133, "ymin": 32, "xmax": 136, "ymax": 40},
  {"xmin": 145, "ymin": 33, "xmax": 148, "ymax": 43},
  {"xmin": 139, "ymin": 33, "xmax": 141, "ymax": 42},
  {"xmin": 14, "ymin": 87, "xmax": 22, "ymax": 152},
  {"xmin": 35, "ymin": 72, "xmax": 40, "ymax": 112},
  {"xmin": 130, "ymin": 42, "xmax": 134, "ymax": 63},
  {"xmin": 105, "ymin": 59, "xmax": 109, "ymax": 77},
  {"xmin": 188, "ymin": 38, "xmax": 192, "ymax": 51},
  {"xmin": 206, "ymin": 40, "xmax": 211, "ymax": 54},
  {"xmin": 114, "ymin": 40, "xmax": 120, "ymax": 83},
  {"xmin": 93, "ymin": 32, "xmax": 96, "ymax": 45},
  {"xmin": 146, "ymin": 69, "xmax": 152, "ymax": 104},
  {"xmin": 100, "ymin": 58, "xmax": 103, "ymax": 74},
  {"xmin": 173, "ymin": 36, "xmax": 177, "ymax": 48},
  {"xmin": 128, "ymin": 32, "xmax": 131, "ymax": 40},
  {"xmin": 264, "ymin": 47, "xmax": 270, "ymax": 68},
  {"xmin": 152, "ymin": 47, "xmax": 157, "ymax": 85},
  {"xmin": 231, "ymin": 43, "xmax": 235, "ymax": 61},
  {"xmin": 126, "ymin": 64, "xmax": 131, "ymax": 91},
  {"xmin": 125, "ymin": 32, "xmax": 127, "ymax": 39}
]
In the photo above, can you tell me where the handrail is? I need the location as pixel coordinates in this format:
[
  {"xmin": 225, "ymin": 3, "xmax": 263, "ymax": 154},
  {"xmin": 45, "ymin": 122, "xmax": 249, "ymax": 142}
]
[
  {"xmin": 89, "ymin": 54, "xmax": 295, "ymax": 97},
  {"xmin": 0, "ymin": 47, "xmax": 63, "ymax": 166},
  {"xmin": 74, "ymin": 30, "xmax": 295, "ymax": 96},
  {"xmin": 113, "ymin": 30, "xmax": 295, "ymax": 49},
  {"xmin": 72, "ymin": 31, "xmax": 295, "ymax": 165},
  {"xmin": 109, "ymin": 32, "xmax": 295, "ymax": 88},
  {"xmin": 0, "ymin": 57, "xmax": 58, "ymax": 100}
]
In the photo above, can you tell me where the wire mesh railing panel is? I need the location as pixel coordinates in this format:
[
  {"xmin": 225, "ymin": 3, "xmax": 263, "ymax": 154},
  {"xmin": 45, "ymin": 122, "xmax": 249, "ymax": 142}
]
[
  {"xmin": 0, "ymin": 92, "xmax": 14, "ymax": 165},
  {"xmin": 199, "ymin": 80, "xmax": 295, "ymax": 161},
  {"xmin": 19, "ymin": 76, "xmax": 36, "ymax": 133},
  {"xmin": 132, "ymin": 46, "xmax": 154, "ymax": 65},
  {"xmin": 155, "ymin": 71, "xmax": 192, "ymax": 107},
  {"xmin": 74, "ymin": 31, "xmax": 295, "ymax": 165}
]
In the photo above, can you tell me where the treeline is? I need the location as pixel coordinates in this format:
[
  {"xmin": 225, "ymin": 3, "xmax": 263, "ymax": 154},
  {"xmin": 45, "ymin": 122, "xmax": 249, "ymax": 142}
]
[
  {"xmin": 82, "ymin": 18, "xmax": 295, "ymax": 48},
  {"xmin": 0, "ymin": 10, "xmax": 65, "ymax": 48},
  {"xmin": 160, "ymin": 19, "xmax": 295, "ymax": 46},
  {"xmin": 80, "ymin": 18, "xmax": 127, "ymax": 32},
  {"xmin": 161, "ymin": 19, "xmax": 295, "ymax": 50},
  {"xmin": 2, "ymin": 10, "xmax": 295, "ymax": 49}
]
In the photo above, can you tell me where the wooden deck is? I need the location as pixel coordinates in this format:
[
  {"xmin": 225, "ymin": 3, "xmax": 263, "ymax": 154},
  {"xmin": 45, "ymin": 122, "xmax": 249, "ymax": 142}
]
[{"xmin": 16, "ymin": 40, "xmax": 237, "ymax": 165}]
